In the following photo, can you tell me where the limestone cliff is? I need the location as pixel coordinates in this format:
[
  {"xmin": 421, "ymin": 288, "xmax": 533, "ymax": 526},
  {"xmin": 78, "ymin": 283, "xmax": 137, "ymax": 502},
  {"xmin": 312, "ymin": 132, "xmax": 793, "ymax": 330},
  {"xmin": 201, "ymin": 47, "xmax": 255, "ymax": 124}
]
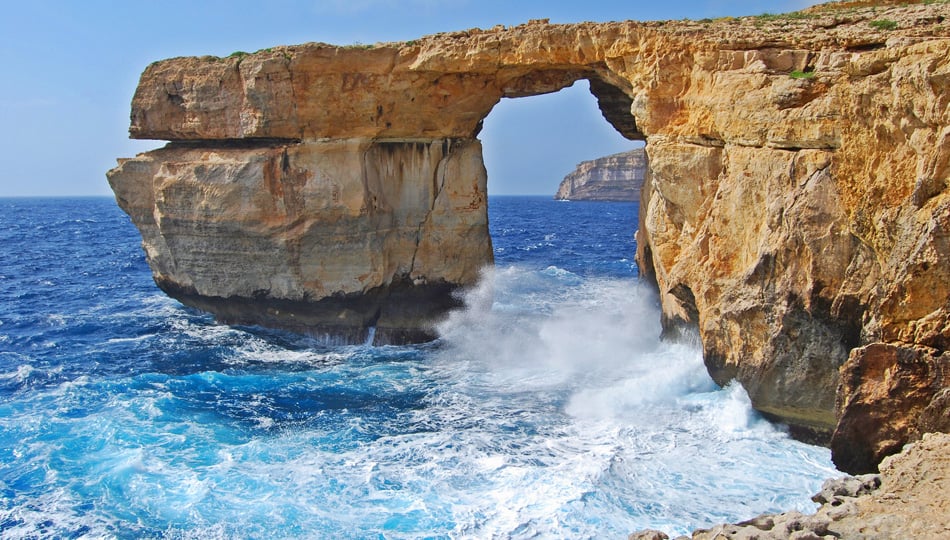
[
  {"xmin": 110, "ymin": 139, "xmax": 489, "ymax": 344},
  {"xmin": 109, "ymin": 0, "xmax": 950, "ymax": 473},
  {"xmin": 555, "ymin": 149, "xmax": 646, "ymax": 201}
]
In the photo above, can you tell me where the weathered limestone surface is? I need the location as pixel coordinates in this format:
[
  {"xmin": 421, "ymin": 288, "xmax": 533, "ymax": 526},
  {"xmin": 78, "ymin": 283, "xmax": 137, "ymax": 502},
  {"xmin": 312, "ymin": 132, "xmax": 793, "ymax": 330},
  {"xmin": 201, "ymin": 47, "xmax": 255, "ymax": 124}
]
[
  {"xmin": 555, "ymin": 148, "xmax": 646, "ymax": 201},
  {"xmin": 109, "ymin": 0, "xmax": 950, "ymax": 471},
  {"xmin": 110, "ymin": 138, "xmax": 490, "ymax": 344}
]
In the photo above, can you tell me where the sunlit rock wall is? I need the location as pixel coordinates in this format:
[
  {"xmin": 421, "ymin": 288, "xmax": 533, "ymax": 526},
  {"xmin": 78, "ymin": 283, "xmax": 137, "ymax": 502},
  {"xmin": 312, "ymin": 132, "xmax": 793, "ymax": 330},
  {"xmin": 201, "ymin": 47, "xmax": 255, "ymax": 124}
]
[{"xmin": 110, "ymin": 139, "xmax": 490, "ymax": 344}]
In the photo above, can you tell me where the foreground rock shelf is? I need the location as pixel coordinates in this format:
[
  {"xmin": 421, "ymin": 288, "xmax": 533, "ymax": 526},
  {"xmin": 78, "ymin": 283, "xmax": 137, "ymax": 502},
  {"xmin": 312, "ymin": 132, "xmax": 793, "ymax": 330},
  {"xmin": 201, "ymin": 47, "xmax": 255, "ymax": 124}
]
[
  {"xmin": 632, "ymin": 432, "xmax": 950, "ymax": 539},
  {"xmin": 109, "ymin": 0, "xmax": 950, "ymax": 475}
]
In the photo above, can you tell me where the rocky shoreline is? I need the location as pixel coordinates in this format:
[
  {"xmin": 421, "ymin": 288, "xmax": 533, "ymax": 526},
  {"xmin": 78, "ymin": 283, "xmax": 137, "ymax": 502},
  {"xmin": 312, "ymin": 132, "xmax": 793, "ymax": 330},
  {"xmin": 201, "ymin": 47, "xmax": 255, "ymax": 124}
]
[{"xmin": 632, "ymin": 432, "xmax": 950, "ymax": 539}]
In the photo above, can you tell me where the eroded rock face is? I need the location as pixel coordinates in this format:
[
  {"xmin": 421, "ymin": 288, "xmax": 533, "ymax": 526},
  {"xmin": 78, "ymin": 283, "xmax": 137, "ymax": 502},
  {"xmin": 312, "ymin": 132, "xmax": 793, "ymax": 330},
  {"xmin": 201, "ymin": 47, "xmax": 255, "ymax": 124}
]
[
  {"xmin": 555, "ymin": 149, "xmax": 646, "ymax": 202},
  {"xmin": 629, "ymin": 4, "xmax": 950, "ymax": 466},
  {"xmin": 109, "ymin": 1, "xmax": 950, "ymax": 469},
  {"xmin": 832, "ymin": 343, "xmax": 950, "ymax": 473},
  {"xmin": 109, "ymin": 139, "xmax": 491, "ymax": 344}
]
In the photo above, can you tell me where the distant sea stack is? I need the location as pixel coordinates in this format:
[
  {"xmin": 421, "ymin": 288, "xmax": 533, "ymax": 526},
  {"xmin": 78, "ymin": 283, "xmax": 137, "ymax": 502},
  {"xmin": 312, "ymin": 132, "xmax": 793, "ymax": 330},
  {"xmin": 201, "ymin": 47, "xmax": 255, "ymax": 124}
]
[{"xmin": 555, "ymin": 149, "xmax": 646, "ymax": 202}]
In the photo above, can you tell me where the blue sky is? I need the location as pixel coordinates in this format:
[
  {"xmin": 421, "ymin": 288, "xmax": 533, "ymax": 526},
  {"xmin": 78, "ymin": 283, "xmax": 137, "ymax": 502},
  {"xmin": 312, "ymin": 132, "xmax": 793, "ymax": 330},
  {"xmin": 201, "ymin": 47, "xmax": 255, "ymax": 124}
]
[{"xmin": 0, "ymin": 1, "xmax": 812, "ymax": 197}]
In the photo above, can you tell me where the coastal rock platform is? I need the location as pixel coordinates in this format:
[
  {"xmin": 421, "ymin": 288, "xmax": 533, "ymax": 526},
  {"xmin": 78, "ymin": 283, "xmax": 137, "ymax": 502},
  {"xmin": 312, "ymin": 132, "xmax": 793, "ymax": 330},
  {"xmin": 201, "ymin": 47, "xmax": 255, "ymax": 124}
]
[{"xmin": 632, "ymin": 432, "xmax": 950, "ymax": 539}]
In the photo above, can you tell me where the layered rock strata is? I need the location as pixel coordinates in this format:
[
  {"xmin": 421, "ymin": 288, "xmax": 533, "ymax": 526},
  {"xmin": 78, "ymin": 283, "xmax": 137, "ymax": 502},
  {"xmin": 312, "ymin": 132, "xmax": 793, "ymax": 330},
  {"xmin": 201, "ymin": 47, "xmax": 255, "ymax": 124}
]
[
  {"xmin": 555, "ymin": 148, "xmax": 647, "ymax": 201},
  {"xmin": 109, "ymin": 1, "xmax": 950, "ymax": 470},
  {"xmin": 110, "ymin": 139, "xmax": 490, "ymax": 344}
]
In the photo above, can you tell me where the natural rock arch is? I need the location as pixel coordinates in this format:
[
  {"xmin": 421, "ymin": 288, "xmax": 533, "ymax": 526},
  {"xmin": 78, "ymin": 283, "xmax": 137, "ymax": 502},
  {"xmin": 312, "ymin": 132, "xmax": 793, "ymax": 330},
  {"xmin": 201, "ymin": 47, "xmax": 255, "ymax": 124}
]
[
  {"xmin": 109, "ymin": 4, "xmax": 950, "ymax": 472},
  {"xmin": 112, "ymin": 24, "xmax": 648, "ymax": 347}
]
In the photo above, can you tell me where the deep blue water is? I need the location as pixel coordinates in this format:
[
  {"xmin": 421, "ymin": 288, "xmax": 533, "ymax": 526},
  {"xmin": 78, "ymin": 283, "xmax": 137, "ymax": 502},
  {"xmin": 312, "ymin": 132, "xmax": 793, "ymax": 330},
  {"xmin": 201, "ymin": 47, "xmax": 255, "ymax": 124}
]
[{"xmin": 0, "ymin": 196, "xmax": 836, "ymax": 539}]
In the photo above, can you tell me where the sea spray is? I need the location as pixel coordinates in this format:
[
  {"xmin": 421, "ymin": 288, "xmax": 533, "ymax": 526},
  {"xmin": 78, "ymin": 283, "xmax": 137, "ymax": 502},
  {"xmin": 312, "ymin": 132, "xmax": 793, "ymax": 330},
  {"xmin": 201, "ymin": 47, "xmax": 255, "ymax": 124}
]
[
  {"xmin": 0, "ymin": 197, "xmax": 838, "ymax": 539},
  {"xmin": 421, "ymin": 265, "xmax": 837, "ymax": 536}
]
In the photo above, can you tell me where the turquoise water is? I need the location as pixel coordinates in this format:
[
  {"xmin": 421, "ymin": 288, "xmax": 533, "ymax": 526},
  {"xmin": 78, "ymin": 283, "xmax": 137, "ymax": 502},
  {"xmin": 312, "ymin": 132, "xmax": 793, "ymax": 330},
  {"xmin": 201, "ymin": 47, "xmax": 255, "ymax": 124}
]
[{"xmin": 0, "ymin": 196, "xmax": 836, "ymax": 538}]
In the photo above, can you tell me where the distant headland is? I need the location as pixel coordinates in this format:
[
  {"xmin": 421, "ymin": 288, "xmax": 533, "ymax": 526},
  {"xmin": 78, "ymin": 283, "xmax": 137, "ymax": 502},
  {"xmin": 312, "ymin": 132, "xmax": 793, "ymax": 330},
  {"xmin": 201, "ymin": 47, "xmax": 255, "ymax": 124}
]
[{"xmin": 555, "ymin": 148, "xmax": 646, "ymax": 202}]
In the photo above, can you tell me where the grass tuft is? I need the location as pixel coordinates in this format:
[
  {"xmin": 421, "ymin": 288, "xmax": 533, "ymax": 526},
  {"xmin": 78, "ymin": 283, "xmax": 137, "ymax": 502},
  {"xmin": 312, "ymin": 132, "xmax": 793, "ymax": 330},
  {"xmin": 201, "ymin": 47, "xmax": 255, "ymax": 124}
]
[
  {"xmin": 869, "ymin": 19, "xmax": 899, "ymax": 30},
  {"xmin": 756, "ymin": 11, "xmax": 813, "ymax": 20},
  {"xmin": 790, "ymin": 69, "xmax": 817, "ymax": 79}
]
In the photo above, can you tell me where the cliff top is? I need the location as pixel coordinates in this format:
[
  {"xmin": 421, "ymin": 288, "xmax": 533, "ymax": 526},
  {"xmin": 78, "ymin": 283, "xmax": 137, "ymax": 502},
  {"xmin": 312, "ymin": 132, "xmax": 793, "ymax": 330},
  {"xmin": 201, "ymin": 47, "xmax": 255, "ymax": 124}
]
[
  {"xmin": 130, "ymin": 0, "xmax": 950, "ymax": 142},
  {"xmin": 192, "ymin": 0, "xmax": 950, "ymax": 60},
  {"xmin": 572, "ymin": 148, "xmax": 646, "ymax": 166}
]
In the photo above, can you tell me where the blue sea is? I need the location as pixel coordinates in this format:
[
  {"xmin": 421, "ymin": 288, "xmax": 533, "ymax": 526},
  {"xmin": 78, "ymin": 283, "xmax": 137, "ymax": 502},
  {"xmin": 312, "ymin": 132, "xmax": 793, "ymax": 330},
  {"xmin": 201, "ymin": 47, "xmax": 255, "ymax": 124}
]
[{"xmin": 0, "ymin": 196, "xmax": 836, "ymax": 539}]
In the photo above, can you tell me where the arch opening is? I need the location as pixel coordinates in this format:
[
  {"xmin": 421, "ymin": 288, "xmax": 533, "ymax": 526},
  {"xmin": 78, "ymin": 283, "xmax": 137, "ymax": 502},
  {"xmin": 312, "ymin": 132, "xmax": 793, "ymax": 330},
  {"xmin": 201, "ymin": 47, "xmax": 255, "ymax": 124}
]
[
  {"xmin": 478, "ymin": 78, "xmax": 644, "ymax": 197},
  {"xmin": 475, "ymin": 78, "xmax": 646, "ymax": 280}
]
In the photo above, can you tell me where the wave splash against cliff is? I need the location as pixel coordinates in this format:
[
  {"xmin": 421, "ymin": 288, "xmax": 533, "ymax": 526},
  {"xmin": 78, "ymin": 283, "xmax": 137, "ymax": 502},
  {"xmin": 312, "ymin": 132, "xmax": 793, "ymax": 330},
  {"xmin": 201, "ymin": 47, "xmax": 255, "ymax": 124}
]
[
  {"xmin": 430, "ymin": 267, "xmax": 837, "ymax": 536},
  {"xmin": 0, "ymin": 198, "xmax": 836, "ymax": 538}
]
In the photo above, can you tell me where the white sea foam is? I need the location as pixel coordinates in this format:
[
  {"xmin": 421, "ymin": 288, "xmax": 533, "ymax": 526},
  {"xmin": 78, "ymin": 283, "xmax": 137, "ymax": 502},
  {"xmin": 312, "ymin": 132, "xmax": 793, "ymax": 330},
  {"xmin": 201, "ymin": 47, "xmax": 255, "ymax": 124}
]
[
  {"xmin": 0, "ymin": 363, "xmax": 35, "ymax": 383},
  {"xmin": 0, "ymin": 265, "xmax": 837, "ymax": 539},
  {"xmin": 423, "ymin": 266, "xmax": 836, "ymax": 536},
  {"xmin": 227, "ymin": 336, "xmax": 354, "ymax": 367},
  {"xmin": 105, "ymin": 333, "xmax": 157, "ymax": 344}
]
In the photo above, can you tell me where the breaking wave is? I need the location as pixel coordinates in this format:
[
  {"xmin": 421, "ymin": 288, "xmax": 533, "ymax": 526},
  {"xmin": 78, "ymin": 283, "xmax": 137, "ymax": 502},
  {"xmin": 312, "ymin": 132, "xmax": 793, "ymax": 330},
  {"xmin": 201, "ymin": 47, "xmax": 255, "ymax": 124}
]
[{"xmin": 0, "ymin": 197, "xmax": 837, "ymax": 538}]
